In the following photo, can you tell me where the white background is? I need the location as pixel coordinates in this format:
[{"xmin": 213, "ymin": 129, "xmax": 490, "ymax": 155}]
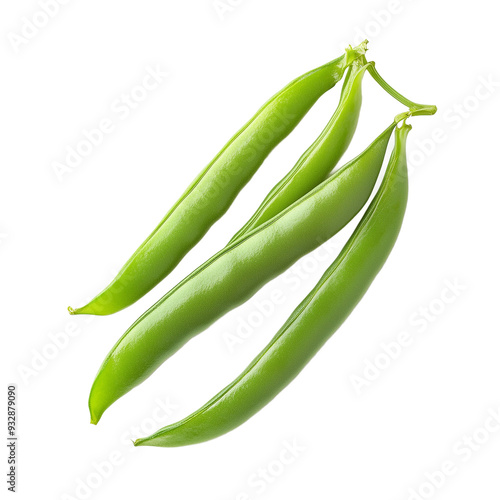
[{"xmin": 1, "ymin": 1, "xmax": 499, "ymax": 499}]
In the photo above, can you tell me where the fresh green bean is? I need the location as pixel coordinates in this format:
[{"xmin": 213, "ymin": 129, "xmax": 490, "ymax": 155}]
[{"xmin": 69, "ymin": 42, "xmax": 368, "ymax": 316}]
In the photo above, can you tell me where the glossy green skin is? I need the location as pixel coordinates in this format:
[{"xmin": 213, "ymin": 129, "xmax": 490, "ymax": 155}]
[
  {"xmin": 228, "ymin": 61, "xmax": 370, "ymax": 245},
  {"xmin": 134, "ymin": 123, "xmax": 411, "ymax": 447},
  {"xmin": 71, "ymin": 43, "xmax": 368, "ymax": 316},
  {"xmin": 89, "ymin": 124, "xmax": 395, "ymax": 424}
]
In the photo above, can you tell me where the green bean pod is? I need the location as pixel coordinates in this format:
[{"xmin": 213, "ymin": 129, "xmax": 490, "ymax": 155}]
[
  {"xmin": 69, "ymin": 42, "xmax": 368, "ymax": 316},
  {"xmin": 228, "ymin": 59, "xmax": 371, "ymax": 245},
  {"xmin": 134, "ymin": 122, "xmax": 412, "ymax": 448},
  {"xmin": 89, "ymin": 123, "xmax": 395, "ymax": 424}
]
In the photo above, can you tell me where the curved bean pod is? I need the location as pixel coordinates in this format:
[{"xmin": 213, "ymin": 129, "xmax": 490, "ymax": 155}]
[
  {"xmin": 70, "ymin": 42, "xmax": 368, "ymax": 316},
  {"xmin": 228, "ymin": 60, "xmax": 371, "ymax": 245},
  {"xmin": 134, "ymin": 122, "xmax": 412, "ymax": 448},
  {"xmin": 89, "ymin": 123, "xmax": 395, "ymax": 424}
]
